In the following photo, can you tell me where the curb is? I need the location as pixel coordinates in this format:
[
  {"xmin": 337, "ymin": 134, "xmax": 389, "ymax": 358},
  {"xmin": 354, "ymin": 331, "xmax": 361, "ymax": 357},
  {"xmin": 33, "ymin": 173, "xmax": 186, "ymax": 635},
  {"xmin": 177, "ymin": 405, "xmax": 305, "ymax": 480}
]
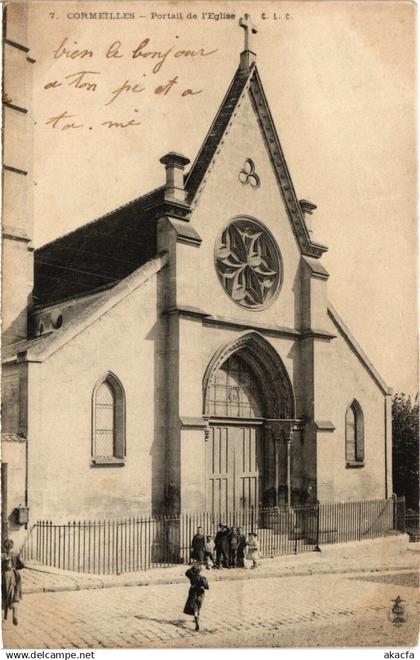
[{"xmin": 23, "ymin": 562, "xmax": 419, "ymax": 595}]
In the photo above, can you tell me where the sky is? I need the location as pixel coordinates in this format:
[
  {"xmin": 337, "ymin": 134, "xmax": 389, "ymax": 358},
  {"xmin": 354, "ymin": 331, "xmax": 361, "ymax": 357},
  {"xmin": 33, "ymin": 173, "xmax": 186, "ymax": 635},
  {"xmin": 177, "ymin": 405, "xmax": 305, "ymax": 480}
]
[{"xmin": 26, "ymin": 0, "xmax": 417, "ymax": 395}]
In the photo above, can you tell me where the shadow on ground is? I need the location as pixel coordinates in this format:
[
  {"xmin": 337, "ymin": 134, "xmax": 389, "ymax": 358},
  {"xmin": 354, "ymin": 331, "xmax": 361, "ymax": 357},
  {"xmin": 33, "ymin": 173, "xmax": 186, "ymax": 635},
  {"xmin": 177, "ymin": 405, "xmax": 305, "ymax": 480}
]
[
  {"xmin": 134, "ymin": 614, "xmax": 219, "ymax": 634},
  {"xmin": 348, "ymin": 572, "xmax": 419, "ymax": 588}
]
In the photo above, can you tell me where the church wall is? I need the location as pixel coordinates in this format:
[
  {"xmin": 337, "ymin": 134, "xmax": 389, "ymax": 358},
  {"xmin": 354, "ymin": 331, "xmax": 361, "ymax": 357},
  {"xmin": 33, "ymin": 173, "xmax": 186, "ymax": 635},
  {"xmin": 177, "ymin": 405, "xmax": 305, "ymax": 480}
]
[
  {"xmin": 179, "ymin": 428, "xmax": 207, "ymax": 513},
  {"xmin": 26, "ymin": 273, "xmax": 166, "ymax": 524},
  {"xmin": 181, "ymin": 90, "xmax": 302, "ymax": 330},
  {"xmin": 1, "ymin": 439, "xmax": 27, "ymax": 548},
  {"xmin": 314, "ymin": 315, "xmax": 388, "ymax": 503}
]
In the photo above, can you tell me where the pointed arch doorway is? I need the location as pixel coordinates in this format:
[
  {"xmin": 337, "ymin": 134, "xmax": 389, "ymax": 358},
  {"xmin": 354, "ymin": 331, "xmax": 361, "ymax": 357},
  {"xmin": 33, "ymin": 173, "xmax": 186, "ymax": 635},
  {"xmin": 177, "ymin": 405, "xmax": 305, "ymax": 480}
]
[{"xmin": 203, "ymin": 332, "xmax": 296, "ymax": 515}]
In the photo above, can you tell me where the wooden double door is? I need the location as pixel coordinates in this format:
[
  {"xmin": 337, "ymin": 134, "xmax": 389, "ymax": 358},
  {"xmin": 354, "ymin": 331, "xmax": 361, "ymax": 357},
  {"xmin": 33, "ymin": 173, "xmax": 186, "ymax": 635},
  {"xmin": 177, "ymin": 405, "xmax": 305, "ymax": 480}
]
[{"xmin": 207, "ymin": 424, "xmax": 262, "ymax": 514}]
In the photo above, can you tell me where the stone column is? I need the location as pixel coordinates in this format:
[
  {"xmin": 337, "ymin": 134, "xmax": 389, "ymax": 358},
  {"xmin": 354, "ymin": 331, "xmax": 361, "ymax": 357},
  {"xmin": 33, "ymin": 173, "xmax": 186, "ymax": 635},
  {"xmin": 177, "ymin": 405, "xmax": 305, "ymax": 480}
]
[
  {"xmin": 300, "ymin": 255, "xmax": 335, "ymax": 503},
  {"xmin": 271, "ymin": 429, "xmax": 280, "ymax": 508},
  {"xmin": 284, "ymin": 427, "xmax": 294, "ymax": 508}
]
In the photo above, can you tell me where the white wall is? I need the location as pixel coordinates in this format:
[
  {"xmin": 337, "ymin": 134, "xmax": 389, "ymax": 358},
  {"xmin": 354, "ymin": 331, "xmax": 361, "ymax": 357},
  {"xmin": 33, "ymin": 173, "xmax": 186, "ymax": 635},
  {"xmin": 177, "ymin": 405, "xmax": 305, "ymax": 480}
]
[{"xmin": 27, "ymin": 272, "xmax": 166, "ymax": 523}]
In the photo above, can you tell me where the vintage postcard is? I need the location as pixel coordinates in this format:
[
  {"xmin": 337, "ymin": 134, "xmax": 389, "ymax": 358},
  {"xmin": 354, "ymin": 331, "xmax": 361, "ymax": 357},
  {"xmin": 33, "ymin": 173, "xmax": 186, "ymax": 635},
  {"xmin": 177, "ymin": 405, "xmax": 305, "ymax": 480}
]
[{"xmin": 1, "ymin": 0, "xmax": 418, "ymax": 651}]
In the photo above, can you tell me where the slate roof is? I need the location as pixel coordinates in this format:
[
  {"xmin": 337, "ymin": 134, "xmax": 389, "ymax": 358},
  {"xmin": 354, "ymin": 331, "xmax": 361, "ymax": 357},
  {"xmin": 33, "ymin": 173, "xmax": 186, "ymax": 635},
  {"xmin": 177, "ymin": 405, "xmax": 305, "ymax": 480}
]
[
  {"xmin": 34, "ymin": 187, "xmax": 163, "ymax": 306},
  {"xmin": 34, "ymin": 61, "xmax": 326, "ymax": 308}
]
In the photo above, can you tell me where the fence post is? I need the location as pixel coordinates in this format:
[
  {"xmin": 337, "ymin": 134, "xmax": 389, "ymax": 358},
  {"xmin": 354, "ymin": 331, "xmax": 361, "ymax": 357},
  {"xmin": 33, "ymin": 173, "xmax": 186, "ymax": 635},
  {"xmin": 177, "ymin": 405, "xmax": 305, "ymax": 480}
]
[
  {"xmin": 313, "ymin": 500, "xmax": 321, "ymax": 552},
  {"xmin": 401, "ymin": 496, "xmax": 406, "ymax": 533},
  {"xmin": 293, "ymin": 506, "xmax": 298, "ymax": 555},
  {"xmin": 115, "ymin": 521, "xmax": 119, "ymax": 575},
  {"xmin": 394, "ymin": 495, "xmax": 406, "ymax": 534}
]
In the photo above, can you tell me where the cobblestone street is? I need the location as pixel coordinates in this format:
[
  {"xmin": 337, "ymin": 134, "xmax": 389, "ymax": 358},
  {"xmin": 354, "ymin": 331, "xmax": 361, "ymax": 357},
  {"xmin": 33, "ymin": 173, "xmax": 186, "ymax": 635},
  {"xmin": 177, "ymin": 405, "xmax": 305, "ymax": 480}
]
[{"xmin": 3, "ymin": 568, "xmax": 418, "ymax": 649}]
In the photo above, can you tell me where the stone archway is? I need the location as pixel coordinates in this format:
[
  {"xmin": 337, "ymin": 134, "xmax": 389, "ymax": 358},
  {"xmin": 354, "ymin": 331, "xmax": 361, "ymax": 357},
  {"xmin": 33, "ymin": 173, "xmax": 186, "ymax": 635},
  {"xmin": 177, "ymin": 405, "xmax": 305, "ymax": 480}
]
[{"xmin": 203, "ymin": 332, "xmax": 297, "ymax": 513}]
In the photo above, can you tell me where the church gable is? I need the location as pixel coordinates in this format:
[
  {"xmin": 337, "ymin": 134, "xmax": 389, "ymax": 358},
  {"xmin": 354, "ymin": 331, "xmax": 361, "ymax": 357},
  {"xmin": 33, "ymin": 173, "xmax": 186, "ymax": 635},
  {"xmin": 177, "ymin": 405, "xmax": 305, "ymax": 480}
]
[
  {"xmin": 181, "ymin": 68, "xmax": 318, "ymax": 326},
  {"xmin": 190, "ymin": 82, "xmax": 300, "ymax": 249},
  {"xmin": 186, "ymin": 64, "xmax": 327, "ymax": 261}
]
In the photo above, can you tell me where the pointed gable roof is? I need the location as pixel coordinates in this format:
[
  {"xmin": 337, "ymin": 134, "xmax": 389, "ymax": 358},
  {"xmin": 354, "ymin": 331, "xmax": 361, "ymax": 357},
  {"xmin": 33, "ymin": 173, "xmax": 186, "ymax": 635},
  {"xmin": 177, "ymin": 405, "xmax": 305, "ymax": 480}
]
[
  {"xmin": 185, "ymin": 65, "xmax": 251, "ymax": 201},
  {"xmin": 185, "ymin": 62, "xmax": 327, "ymax": 259}
]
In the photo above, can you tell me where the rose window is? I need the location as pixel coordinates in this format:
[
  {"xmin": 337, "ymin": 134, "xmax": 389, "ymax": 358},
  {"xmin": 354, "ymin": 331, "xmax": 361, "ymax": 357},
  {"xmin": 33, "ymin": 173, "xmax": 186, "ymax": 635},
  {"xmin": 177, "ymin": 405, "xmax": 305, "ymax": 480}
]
[{"xmin": 215, "ymin": 218, "xmax": 281, "ymax": 309}]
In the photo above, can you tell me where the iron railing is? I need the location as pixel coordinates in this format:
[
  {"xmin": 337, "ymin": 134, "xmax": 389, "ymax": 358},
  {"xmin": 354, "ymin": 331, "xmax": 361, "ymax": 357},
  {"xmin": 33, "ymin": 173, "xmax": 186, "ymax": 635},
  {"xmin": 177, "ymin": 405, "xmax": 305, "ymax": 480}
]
[
  {"xmin": 20, "ymin": 497, "xmax": 404, "ymax": 575},
  {"xmin": 404, "ymin": 508, "xmax": 420, "ymax": 541}
]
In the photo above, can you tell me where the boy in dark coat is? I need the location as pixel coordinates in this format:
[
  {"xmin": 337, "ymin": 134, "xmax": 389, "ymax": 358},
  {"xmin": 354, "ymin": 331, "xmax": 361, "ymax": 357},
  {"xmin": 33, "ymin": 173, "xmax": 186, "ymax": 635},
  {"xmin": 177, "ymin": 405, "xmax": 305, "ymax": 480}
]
[{"xmin": 183, "ymin": 563, "xmax": 209, "ymax": 631}]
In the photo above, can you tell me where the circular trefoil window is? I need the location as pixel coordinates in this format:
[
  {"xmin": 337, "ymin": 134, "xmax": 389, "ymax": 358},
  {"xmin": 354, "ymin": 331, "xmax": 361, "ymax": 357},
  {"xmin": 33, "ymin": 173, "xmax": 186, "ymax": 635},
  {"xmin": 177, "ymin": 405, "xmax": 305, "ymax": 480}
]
[{"xmin": 215, "ymin": 217, "xmax": 282, "ymax": 309}]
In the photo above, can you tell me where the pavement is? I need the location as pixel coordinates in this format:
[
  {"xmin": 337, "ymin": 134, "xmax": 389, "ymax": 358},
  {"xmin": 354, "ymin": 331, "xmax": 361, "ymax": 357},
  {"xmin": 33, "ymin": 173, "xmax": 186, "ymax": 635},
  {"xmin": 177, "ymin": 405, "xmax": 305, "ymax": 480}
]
[
  {"xmin": 2, "ymin": 535, "xmax": 419, "ymax": 649},
  {"xmin": 21, "ymin": 534, "xmax": 419, "ymax": 594}
]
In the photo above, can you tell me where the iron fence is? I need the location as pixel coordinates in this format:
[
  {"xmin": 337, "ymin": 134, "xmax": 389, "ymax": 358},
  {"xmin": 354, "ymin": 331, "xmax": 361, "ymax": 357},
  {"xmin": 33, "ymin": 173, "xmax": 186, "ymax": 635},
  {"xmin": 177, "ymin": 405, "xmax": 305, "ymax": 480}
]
[
  {"xmin": 404, "ymin": 509, "xmax": 420, "ymax": 541},
  {"xmin": 20, "ymin": 497, "xmax": 404, "ymax": 575}
]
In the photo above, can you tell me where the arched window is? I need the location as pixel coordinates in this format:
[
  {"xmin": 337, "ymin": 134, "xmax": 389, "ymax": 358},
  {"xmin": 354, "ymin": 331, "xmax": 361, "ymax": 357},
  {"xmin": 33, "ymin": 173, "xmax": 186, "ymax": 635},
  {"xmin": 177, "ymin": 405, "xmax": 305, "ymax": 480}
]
[
  {"xmin": 207, "ymin": 354, "xmax": 263, "ymax": 418},
  {"xmin": 92, "ymin": 373, "xmax": 125, "ymax": 465},
  {"xmin": 345, "ymin": 400, "xmax": 364, "ymax": 465}
]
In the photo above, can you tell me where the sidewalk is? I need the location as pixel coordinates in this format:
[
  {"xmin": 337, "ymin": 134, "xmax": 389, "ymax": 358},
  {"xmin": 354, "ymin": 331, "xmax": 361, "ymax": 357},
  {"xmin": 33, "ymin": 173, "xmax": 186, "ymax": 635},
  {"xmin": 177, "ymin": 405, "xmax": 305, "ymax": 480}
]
[{"xmin": 21, "ymin": 534, "xmax": 419, "ymax": 595}]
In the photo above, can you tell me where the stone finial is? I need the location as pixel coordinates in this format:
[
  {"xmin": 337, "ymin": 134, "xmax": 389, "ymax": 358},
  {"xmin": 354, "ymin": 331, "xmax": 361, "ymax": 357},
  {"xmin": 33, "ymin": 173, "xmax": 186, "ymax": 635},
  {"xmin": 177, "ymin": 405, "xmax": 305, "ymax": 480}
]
[
  {"xmin": 299, "ymin": 200, "xmax": 317, "ymax": 215},
  {"xmin": 239, "ymin": 14, "xmax": 257, "ymax": 71},
  {"xmin": 299, "ymin": 199, "xmax": 317, "ymax": 236},
  {"xmin": 159, "ymin": 152, "xmax": 190, "ymax": 203}
]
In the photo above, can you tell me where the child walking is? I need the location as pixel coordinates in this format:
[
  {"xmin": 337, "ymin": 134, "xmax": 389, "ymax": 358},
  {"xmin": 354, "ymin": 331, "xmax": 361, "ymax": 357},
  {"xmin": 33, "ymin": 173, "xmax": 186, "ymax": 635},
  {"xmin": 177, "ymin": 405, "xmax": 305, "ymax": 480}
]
[{"xmin": 183, "ymin": 563, "xmax": 209, "ymax": 631}]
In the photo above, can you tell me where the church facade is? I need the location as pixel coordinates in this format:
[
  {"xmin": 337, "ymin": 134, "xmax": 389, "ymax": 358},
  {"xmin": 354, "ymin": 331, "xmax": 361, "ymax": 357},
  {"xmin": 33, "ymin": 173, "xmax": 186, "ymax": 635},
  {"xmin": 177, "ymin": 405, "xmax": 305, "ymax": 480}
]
[{"xmin": 2, "ymin": 13, "xmax": 393, "ymax": 546}]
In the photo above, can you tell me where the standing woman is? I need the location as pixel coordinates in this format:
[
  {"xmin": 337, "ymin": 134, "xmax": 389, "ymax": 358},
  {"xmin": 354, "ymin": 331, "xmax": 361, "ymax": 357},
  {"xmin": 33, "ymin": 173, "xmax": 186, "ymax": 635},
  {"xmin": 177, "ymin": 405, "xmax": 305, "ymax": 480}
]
[
  {"xmin": 183, "ymin": 562, "xmax": 209, "ymax": 631},
  {"xmin": 2, "ymin": 539, "xmax": 24, "ymax": 625},
  {"xmin": 190, "ymin": 526, "xmax": 205, "ymax": 565}
]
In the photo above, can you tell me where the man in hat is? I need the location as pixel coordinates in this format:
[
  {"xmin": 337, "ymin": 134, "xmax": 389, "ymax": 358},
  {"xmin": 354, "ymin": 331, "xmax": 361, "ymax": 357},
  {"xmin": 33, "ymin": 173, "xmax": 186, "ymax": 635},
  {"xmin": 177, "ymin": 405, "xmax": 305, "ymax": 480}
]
[
  {"xmin": 236, "ymin": 527, "xmax": 248, "ymax": 568},
  {"xmin": 214, "ymin": 524, "xmax": 229, "ymax": 568},
  {"xmin": 228, "ymin": 526, "xmax": 240, "ymax": 568}
]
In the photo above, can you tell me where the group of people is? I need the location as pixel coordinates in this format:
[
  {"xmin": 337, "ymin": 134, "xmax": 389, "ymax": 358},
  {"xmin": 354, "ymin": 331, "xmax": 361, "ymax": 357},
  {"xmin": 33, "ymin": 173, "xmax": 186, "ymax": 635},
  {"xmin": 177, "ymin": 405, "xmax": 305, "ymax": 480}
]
[{"xmin": 190, "ymin": 524, "xmax": 260, "ymax": 570}]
